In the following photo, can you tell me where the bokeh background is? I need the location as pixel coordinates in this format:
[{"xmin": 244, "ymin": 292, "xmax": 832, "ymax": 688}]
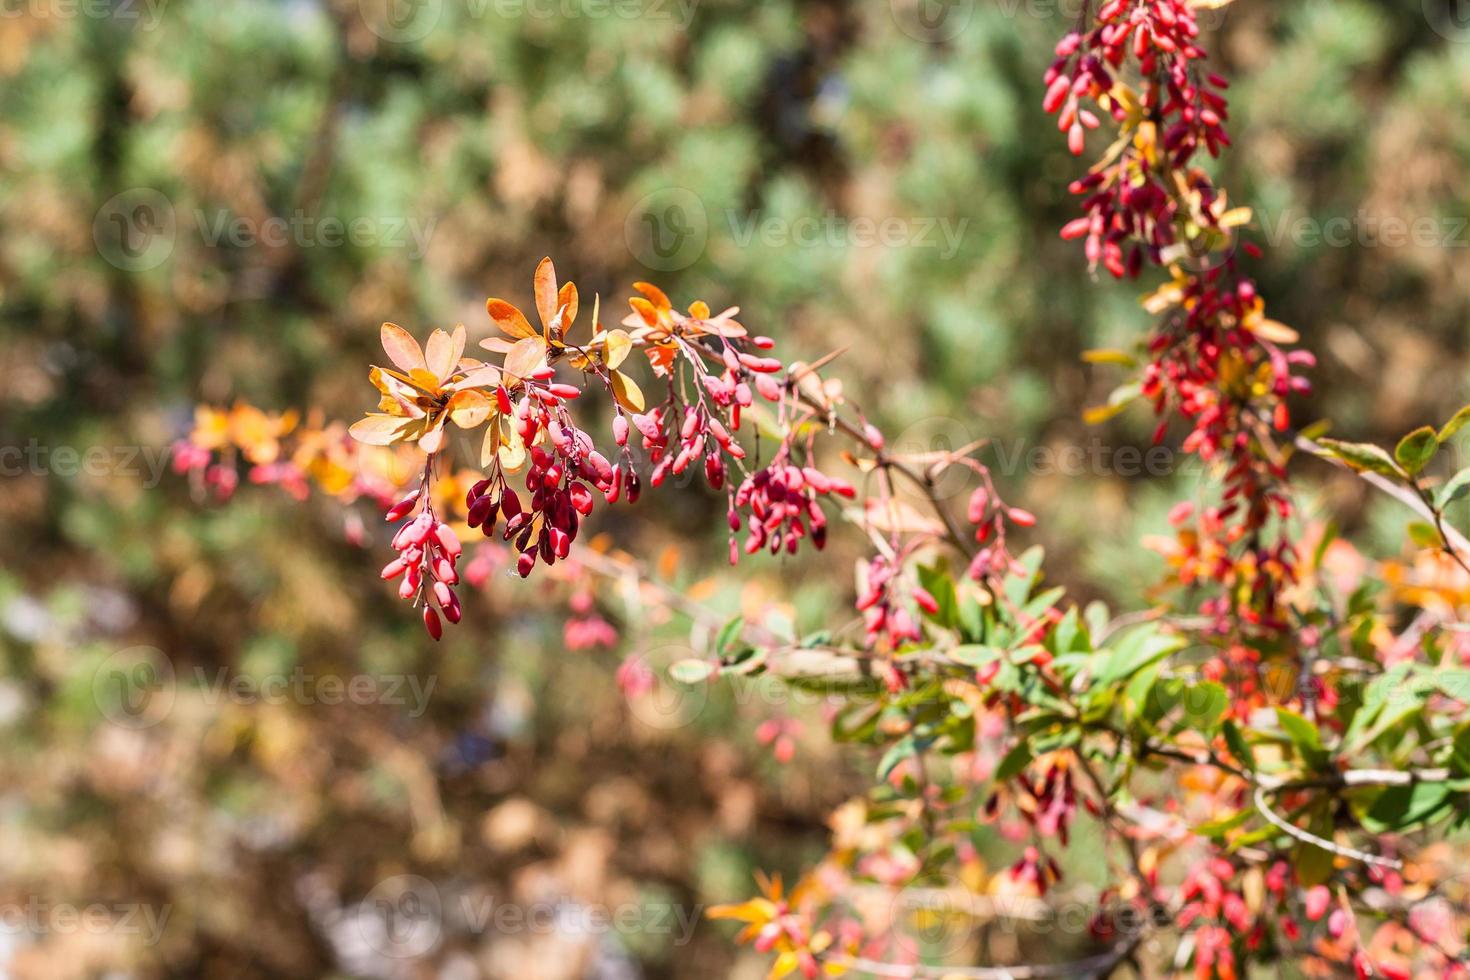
[{"xmin": 2, "ymin": 0, "xmax": 1469, "ymax": 976}]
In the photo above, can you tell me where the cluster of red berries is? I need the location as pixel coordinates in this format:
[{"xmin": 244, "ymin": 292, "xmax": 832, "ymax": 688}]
[
  {"xmin": 380, "ymin": 490, "xmax": 463, "ymax": 640},
  {"xmin": 624, "ymin": 403, "xmax": 738, "ymax": 494},
  {"xmin": 731, "ymin": 462, "xmax": 852, "ymax": 562},
  {"xmin": 855, "ymin": 554, "xmax": 924, "ymax": 653},
  {"xmin": 1046, "ymin": 0, "xmax": 1314, "ymax": 628}
]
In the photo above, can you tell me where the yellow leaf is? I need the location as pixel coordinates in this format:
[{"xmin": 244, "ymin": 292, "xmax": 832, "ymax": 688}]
[
  {"xmin": 498, "ymin": 421, "xmax": 527, "ymax": 472},
  {"xmin": 409, "ymin": 368, "xmax": 442, "ymax": 392},
  {"xmin": 480, "ymin": 419, "xmax": 501, "ymax": 468},
  {"xmin": 349, "ymin": 414, "xmax": 416, "ymax": 446},
  {"xmin": 380, "ymin": 322, "xmax": 425, "ymax": 374},
  {"xmin": 603, "ymin": 329, "xmax": 633, "ymax": 370},
  {"xmin": 610, "ymin": 370, "xmax": 645, "ymax": 412},
  {"xmin": 1081, "ymin": 348, "xmax": 1137, "ymax": 367},
  {"xmin": 1083, "ymin": 402, "xmax": 1130, "ymax": 425},
  {"xmin": 448, "ymin": 389, "xmax": 492, "ymax": 429},
  {"xmin": 1249, "ymin": 318, "xmax": 1299, "ymax": 344}
]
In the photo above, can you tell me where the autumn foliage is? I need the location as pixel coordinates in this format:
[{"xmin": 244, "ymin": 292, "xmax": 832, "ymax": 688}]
[{"xmin": 174, "ymin": 1, "xmax": 1470, "ymax": 977}]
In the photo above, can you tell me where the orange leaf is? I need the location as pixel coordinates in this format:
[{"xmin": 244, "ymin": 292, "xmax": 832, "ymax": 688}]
[
  {"xmin": 486, "ymin": 299, "xmax": 538, "ymax": 340},
  {"xmin": 381, "ymin": 322, "xmax": 426, "ymax": 373},
  {"xmin": 557, "ymin": 281, "xmax": 579, "ymax": 332},
  {"xmin": 503, "ymin": 336, "xmax": 547, "ymax": 381},
  {"xmin": 632, "ymin": 281, "xmax": 671, "ymax": 311},
  {"xmin": 533, "ymin": 256, "xmax": 558, "ymax": 332},
  {"xmin": 627, "ymin": 296, "xmax": 659, "ymax": 327}
]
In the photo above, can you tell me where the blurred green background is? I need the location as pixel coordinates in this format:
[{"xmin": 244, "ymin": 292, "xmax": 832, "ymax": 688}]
[{"xmin": 2, "ymin": 0, "xmax": 1469, "ymax": 976}]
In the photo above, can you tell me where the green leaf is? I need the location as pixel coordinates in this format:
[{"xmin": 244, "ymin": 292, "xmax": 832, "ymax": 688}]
[
  {"xmin": 715, "ymin": 616, "xmax": 745, "ymax": 657},
  {"xmin": 1222, "ymin": 720, "xmax": 1256, "ymax": 772},
  {"xmin": 1178, "ymin": 681, "xmax": 1229, "ymax": 732},
  {"xmin": 1314, "ymin": 438, "xmax": 1404, "ymax": 479},
  {"xmin": 1195, "ymin": 808, "xmax": 1251, "ymax": 840},
  {"xmin": 1094, "ymin": 628, "xmax": 1187, "ymax": 687},
  {"xmin": 1408, "ymin": 521, "xmax": 1442, "ymax": 550},
  {"xmin": 669, "ymin": 659, "xmax": 714, "ymax": 684},
  {"xmin": 1437, "ymin": 468, "xmax": 1470, "ymax": 509},
  {"xmin": 877, "ymin": 735, "xmax": 917, "ymax": 781},
  {"xmin": 1440, "ymin": 405, "xmax": 1470, "ymax": 442},
  {"xmin": 1394, "ymin": 426, "xmax": 1440, "ymax": 476},
  {"xmin": 994, "ymin": 741, "xmax": 1033, "ymax": 782},
  {"xmin": 1361, "ymin": 782, "xmax": 1455, "ymax": 833},
  {"xmin": 1276, "ymin": 708, "xmax": 1329, "ymax": 769},
  {"xmin": 950, "ymin": 645, "xmax": 1002, "ymax": 669},
  {"xmin": 916, "ymin": 563, "xmax": 958, "ymax": 628}
]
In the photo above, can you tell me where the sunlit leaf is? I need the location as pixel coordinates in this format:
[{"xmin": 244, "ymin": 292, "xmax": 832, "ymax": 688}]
[
  {"xmin": 486, "ymin": 299, "xmax": 538, "ymax": 340},
  {"xmin": 1394, "ymin": 426, "xmax": 1440, "ymax": 476},
  {"xmin": 424, "ymin": 328, "xmax": 456, "ymax": 383},
  {"xmin": 603, "ymin": 329, "xmax": 633, "ymax": 370},
  {"xmin": 503, "ymin": 336, "xmax": 547, "ymax": 381},
  {"xmin": 533, "ymin": 256, "xmax": 557, "ymax": 331},
  {"xmin": 448, "ymin": 389, "xmax": 492, "ymax": 429},
  {"xmin": 380, "ymin": 322, "xmax": 425, "ymax": 373},
  {"xmin": 610, "ymin": 369, "xmax": 645, "ymax": 412},
  {"xmin": 349, "ymin": 413, "xmax": 416, "ymax": 446}
]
